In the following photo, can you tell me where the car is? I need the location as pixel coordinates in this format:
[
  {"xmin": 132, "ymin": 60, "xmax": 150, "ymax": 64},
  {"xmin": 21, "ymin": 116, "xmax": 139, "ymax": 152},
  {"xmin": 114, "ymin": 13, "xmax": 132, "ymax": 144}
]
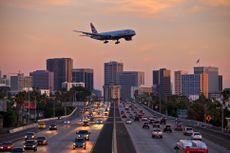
[
  {"xmin": 76, "ymin": 130, "xmax": 91, "ymax": 140},
  {"xmin": 11, "ymin": 147, "xmax": 25, "ymax": 153},
  {"xmin": 38, "ymin": 121, "xmax": 46, "ymax": 129},
  {"xmin": 23, "ymin": 140, "xmax": 37, "ymax": 152},
  {"xmin": 191, "ymin": 132, "xmax": 202, "ymax": 140},
  {"xmin": 152, "ymin": 128, "xmax": 163, "ymax": 138},
  {"xmin": 72, "ymin": 138, "xmax": 86, "ymax": 150},
  {"xmin": 174, "ymin": 123, "xmax": 183, "ymax": 131},
  {"xmin": 126, "ymin": 119, "xmax": 132, "ymax": 124},
  {"xmin": 82, "ymin": 121, "xmax": 89, "ymax": 126},
  {"xmin": 152, "ymin": 124, "xmax": 160, "ymax": 128},
  {"xmin": 183, "ymin": 127, "xmax": 194, "ymax": 136},
  {"xmin": 24, "ymin": 132, "xmax": 36, "ymax": 140},
  {"xmin": 64, "ymin": 120, "xmax": 71, "ymax": 124},
  {"xmin": 142, "ymin": 122, "xmax": 150, "ymax": 129},
  {"xmin": 141, "ymin": 117, "xmax": 148, "ymax": 122},
  {"xmin": 0, "ymin": 142, "xmax": 13, "ymax": 152},
  {"xmin": 160, "ymin": 117, "xmax": 166, "ymax": 124},
  {"xmin": 37, "ymin": 136, "xmax": 48, "ymax": 145},
  {"xmin": 134, "ymin": 116, "xmax": 139, "ymax": 121},
  {"xmin": 163, "ymin": 125, "xmax": 173, "ymax": 133},
  {"xmin": 95, "ymin": 119, "xmax": 103, "ymax": 124},
  {"xmin": 174, "ymin": 139, "xmax": 208, "ymax": 153},
  {"xmin": 49, "ymin": 124, "xmax": 57, "ymax": 130}
]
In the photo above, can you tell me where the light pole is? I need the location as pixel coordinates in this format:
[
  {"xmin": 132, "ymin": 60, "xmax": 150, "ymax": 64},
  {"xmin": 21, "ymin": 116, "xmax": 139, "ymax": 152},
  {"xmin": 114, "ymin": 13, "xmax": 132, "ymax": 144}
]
[{"xmin": 217, "ymin": 96, "xmax": 224, "ymax": 132}]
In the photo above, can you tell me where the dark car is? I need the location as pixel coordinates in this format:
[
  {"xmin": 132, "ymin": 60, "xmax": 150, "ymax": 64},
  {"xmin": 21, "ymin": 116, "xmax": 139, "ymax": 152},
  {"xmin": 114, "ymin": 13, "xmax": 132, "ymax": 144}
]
[
  {"xmin": 163, "ymin": 125, "xmax": 173, "ymax": 133},
  {"xmin": 24, "ymin": 140, "xmax": 37, "ymax": 151},
  {"xmin": 49, "ymin": 124, "xmax": 57, "ymax": 130},
  {"xmin": 142, "ymin": 122, "xmax": 150, "ymax": 129},
  {"xmin": 37, "ymin": 136, "xmax": 48, "ymax": 145},
  {"xmin": 11, "ymin": 147, "xmax": 25, "ymax": 153},
  {"xmin": 152, "ymin": 124, "xmax": 161, "ymax": 128},
  {"xmin": 72, "ymin": 138, "xmax": 86, "ymax": 150},
  {"xmin": 82, "ymin": 121, "xmax": 89, "ymax": 126},
  {"xmin": 174, "ymin": 124, "xmax": 183, "ymax": 131},
  {"xmin": 0, "ymin": 142, "xmax": 13, "ymax": 152},
  {"xmin": 24, "ymin": 132, "xmax": 36, "ymax": 140},
  {"xmin": 76, "ymin": 130, "xmax": 91, "ymax": 140},
  {"xmin": 160, "ymin": 117, "xmax": 166, "ymax": 124},
  {"xmin": 134, "ymin": 116, "xmax": 140, "ymax": 121}
]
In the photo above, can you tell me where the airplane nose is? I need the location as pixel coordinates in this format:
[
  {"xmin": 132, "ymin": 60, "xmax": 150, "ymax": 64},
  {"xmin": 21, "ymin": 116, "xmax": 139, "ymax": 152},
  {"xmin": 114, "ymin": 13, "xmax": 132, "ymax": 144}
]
[{"xmin": 133, "ymin": 31, "xmax": 136, "ymax": 35}]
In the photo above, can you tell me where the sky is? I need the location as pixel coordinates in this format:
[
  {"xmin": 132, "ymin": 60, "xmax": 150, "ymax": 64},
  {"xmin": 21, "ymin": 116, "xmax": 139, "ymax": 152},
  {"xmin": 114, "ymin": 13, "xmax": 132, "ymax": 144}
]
[{"xmin": 0, "ymin": 0, "xmax": 230, "ymax": 91}]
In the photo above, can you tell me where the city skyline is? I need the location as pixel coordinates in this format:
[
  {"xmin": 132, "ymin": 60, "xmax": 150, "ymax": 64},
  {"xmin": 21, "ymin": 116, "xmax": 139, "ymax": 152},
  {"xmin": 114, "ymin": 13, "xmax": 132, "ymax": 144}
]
[{"xmin": 0, "ymin": 0, "xmax": 230, "ymax": 90}]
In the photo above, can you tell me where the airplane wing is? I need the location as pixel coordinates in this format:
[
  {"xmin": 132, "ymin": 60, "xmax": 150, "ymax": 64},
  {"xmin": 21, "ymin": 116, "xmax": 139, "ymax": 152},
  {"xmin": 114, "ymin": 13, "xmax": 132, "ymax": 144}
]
[{"xmin": 73, "ymin": 30, "xmax": 101, "ymax": 37}]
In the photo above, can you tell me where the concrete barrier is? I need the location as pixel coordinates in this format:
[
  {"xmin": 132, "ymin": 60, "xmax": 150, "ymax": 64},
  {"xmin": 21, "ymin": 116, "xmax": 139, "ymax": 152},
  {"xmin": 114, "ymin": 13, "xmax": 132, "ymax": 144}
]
[{"xmin": 9, "ymin": 107, "xmax": 78, "ymax": 134}]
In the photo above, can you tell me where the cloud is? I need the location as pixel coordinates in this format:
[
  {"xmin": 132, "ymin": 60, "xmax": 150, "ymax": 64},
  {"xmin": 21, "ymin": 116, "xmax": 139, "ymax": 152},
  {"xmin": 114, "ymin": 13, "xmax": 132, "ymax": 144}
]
[{"xmin": 95, "ymin": 0, "xmax": 184, "ymax": 17}]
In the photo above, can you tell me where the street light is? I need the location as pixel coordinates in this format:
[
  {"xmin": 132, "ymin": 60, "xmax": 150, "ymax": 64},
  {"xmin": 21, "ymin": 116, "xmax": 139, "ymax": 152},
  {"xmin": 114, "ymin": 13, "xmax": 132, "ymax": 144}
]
[{"xmin": 217, "ymin": 96, "xmax": 224, "ymax": 132}]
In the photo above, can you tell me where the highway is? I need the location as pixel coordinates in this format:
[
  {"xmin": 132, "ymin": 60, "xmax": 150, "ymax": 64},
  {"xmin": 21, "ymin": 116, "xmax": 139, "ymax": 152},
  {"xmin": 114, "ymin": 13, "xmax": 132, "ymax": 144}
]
[
  {"xmin": 120, "ymin": 102, "xmax": 230, "ymax": 153},
  {"xmin": 1, "ymin": 104, "xmax": 108, "ymax": 153}
]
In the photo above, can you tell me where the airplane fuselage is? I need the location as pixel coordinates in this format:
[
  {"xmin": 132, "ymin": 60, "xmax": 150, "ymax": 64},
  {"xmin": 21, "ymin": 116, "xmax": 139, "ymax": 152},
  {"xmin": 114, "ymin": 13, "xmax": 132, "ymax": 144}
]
[{"xmin": 91, "ymin": 29, "xmax": 136, "ymax": 41}]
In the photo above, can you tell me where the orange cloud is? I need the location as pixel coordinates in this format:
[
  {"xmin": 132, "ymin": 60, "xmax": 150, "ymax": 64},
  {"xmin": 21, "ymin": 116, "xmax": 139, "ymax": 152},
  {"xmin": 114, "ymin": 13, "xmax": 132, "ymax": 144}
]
[{"xmin": 96, "ymin": 0, "xmax": 184, "ymax": 17}]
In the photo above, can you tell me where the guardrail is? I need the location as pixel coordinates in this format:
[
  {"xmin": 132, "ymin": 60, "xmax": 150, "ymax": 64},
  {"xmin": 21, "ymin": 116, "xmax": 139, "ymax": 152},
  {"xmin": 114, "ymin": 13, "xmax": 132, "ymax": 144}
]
[{"xmin": 9, "ymin": 106, "xmax": 78, "ymax": 134}]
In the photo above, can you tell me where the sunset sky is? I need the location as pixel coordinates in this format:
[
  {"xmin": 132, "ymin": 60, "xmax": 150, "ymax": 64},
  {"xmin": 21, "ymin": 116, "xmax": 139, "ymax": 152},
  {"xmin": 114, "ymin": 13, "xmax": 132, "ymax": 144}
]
[{"xmin": 0, "ymin": 0, "xmax": 229, "ymax": 91}]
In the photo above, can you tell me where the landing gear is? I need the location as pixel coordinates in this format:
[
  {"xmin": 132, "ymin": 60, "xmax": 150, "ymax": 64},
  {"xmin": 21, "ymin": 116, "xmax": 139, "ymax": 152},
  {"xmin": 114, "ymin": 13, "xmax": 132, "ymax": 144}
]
[
  {"xmin": 115, "ymin": 40, "xmax": 120, "ymax": 44},
  {"xmin": 104, "ymin": 40, "xmax": 109, "ymax": 44}
]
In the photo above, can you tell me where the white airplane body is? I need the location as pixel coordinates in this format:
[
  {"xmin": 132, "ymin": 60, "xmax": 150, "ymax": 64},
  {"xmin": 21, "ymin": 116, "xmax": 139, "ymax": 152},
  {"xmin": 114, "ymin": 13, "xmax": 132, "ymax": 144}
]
[{"xmin": 73, "ymin": 23, "xmax": 136, "ymax": 44}]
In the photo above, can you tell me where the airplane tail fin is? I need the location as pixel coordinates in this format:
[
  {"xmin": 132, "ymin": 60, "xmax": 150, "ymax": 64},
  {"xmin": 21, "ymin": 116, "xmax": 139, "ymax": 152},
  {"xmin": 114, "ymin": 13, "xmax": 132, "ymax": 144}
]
[{"xmin": 90, "ymin": 22, "xmax": 98, "ymax": 34}]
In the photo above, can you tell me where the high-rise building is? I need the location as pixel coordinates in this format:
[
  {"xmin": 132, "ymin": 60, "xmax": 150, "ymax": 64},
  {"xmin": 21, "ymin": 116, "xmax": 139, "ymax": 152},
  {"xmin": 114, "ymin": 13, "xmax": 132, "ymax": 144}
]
[
  {"xmin": 30, "ymin": 70, "xmax": 54, "ymax": 91},
  {"xmin": 10, "ymin": 73, "xmax": 32, "ymax": 92},
  {"xmin": 119, "ymin": 71, "xmax": 144, "ymax": 100},
  {"xmin": 182, "ymin": 73, "xmax": 208, "ymax": 100},
  {"xmin": 104, "ymin": 61, "xmax": 123, "ymax": 101},
  {"xmin": 46, "ymin": 58, "xmax": 73, "ymax": 90},
  {"xmin": 218, "ymin": 75, "xmax": 223, "ymax": 92},
  {"xmin": 152, "ymin": 68, "xmax": 171, "ymax": 98},
  {"xmin": 72, "ymin": 68, "xmax": 94, "ymax": 91},
  {"xmin": 194, "ymin": 67, "xmax": 219, "ymax": 95},
  {"xmin": 174, "ymin": 71, "xmax": 187, "ymax": 96}
]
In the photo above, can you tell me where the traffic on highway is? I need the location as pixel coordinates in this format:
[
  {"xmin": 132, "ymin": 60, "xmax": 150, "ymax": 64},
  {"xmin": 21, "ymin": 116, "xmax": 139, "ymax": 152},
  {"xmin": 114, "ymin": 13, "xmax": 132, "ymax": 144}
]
[
  {"xmin": 119, "ymin": 101, "xmax": 230, "ymax": 153},
  {"xmin": 0, "ymin": 102, "xmax": 110, "ymax": 153}
]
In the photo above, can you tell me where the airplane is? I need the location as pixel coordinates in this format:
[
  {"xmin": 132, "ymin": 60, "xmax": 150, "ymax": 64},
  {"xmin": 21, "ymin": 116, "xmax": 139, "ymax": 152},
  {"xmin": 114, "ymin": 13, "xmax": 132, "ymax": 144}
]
[{"xmin": 73, "ymin": 23, "xmax": 136, "ymax": 44}]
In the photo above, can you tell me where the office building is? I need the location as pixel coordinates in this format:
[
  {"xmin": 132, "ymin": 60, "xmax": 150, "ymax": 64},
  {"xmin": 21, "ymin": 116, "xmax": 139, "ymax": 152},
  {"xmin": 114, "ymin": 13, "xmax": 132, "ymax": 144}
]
[
  {"xmin": 194, "ymin": 67, "xmax": 219, "ymax": 95},
  {"xmin": 61, "ymin": 82, "xmax": 85, "ymax": 91},
  {"xmin": 10, "ymin": 73, "xmax": 32, "ymax": 92},
  {"xmin": 0, "ymin": 75, "xmax": 10, "ymax": 87},
  {"xmin": 119, "ymin": 71, "xmax": 144, "ymax": 100},
  {"xmin": 72, "ymin": 68, "xmax": 94, "ymax": 91},
  {"xmin": 30, "ymin": 70, "xmax": 54, "ymax": 91},
  {"xmin": 175, "ymin": 71, "xmax": 187, "ymax": 96},
  {"xmin": 218, "ymin": 75, "xmax": 223, "ymax": 92},
  {"xmin": 152, "ymin": 68, "xmax": 172, "ymax": 98},
  {"xmin": 46, "ymin": 58, "xmax": 73, "ymax": 90},
  {"xmin": 182, "ymin": 73, "xmax": 208, "ymax": 100},
  {"xmin": 104, "ymin": 61, "xmax": 123, "ymax": 101},
  {"xmin": 131, "ymin": 86, "xmax": 152, "ymax": 99}
]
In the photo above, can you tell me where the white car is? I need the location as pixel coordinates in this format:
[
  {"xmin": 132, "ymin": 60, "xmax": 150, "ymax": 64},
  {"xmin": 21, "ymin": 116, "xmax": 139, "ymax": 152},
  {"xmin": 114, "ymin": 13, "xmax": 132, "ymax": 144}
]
[
  {"xmin": 126, "ymin": 119, "xmax": 132, "ymax": 124},
  {"xmin": 64, "ymin": 120, "xmax": 71, "ymax": 124},
  {"xmin": 183, "ymin": 127, "xmax": 194, "ymax": 136},
  {"xmin": 191, "ymin": 132, "xmax": 202, "ymax": 140},
  {"xmin": 152, "ymin": 128, "xmax": 163, "ymax": 138}
]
